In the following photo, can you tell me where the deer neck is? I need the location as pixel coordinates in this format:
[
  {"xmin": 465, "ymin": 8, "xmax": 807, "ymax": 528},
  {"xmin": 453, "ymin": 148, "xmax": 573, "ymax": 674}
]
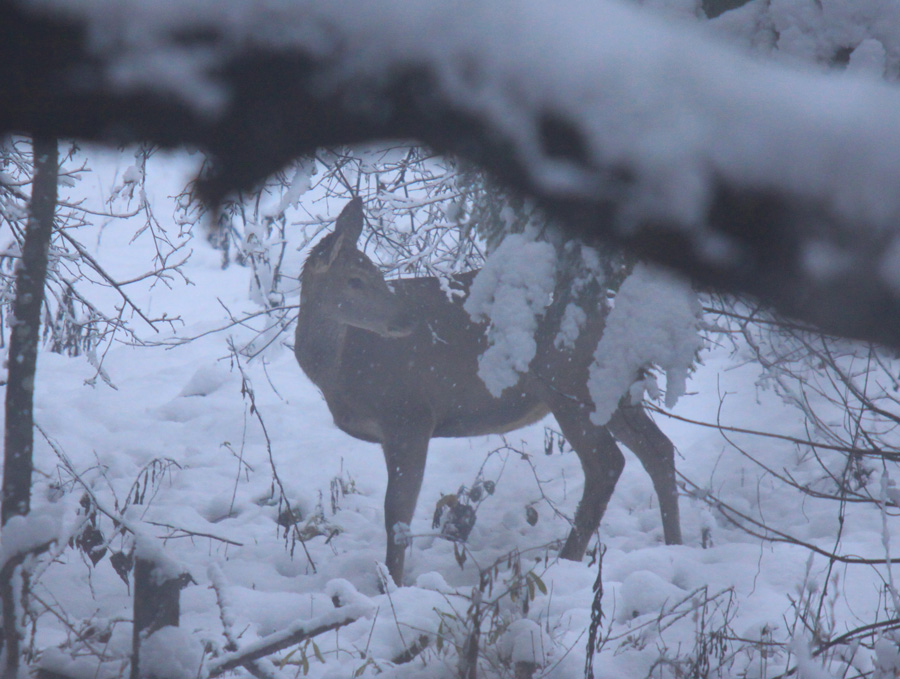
[{"xmin": 295, "ymin": 301, "xmax": 349, "ymax": 389}]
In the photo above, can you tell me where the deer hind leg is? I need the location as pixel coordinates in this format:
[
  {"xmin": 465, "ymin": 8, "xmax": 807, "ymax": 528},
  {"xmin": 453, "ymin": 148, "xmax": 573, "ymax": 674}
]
[
  {"xmin": 550, "ymin": 401, "xmax": 625, "ymax": 561},
  {"xmin": 608, "ymin": 405, "xmax": 682, "ymax": 545},
  {"xmin": 381, "ymin": 425, "xmax": 431, "ymax": 586}
]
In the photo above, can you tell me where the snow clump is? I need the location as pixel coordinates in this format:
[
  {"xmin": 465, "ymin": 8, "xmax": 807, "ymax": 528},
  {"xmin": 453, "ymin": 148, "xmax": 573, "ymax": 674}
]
[
  {"xmin": 499, "ymin": 618, "xmax": 549, "ymax": 668},
  {"xmin": 139, "ymin": 627, "xmax": 204, "ymax": 679},
  {"xmin": 616, "ymin": 569, "xmax": 686, "ymax": 623},
  {"xmin": 589, "ymin": 264, "xmax": 701, "ymax": 425},
  {"xmin": 554, "ymin": 302, "xmax": 588, "ymax": 351},
  {"xmin": 465, "ymin": 233, "xmax": 557, "ymax": 397}
]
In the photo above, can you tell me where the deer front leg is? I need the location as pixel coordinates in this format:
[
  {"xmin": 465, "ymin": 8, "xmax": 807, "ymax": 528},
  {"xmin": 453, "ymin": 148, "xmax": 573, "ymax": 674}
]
[
  {"xmin": 608, "ymin": 405, "xmax": 682, "ymax": 545},
  {"xmin": 381, "ymin": 426, "xmax": 431, "ymax": 586},
  {"xmin": 551, "ymin": 401, "xmax": 626, "ymax": 560}
]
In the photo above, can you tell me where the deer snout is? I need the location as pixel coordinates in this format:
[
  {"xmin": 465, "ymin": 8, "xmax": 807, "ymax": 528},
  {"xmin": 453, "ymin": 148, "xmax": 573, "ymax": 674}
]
[{"xmin": 384, "ymin": 311, "xmax": 416, "ymax": 338}]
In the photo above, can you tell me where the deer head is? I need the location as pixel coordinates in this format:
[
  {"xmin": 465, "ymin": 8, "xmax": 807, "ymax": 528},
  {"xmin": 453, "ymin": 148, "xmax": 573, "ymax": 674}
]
[{"xmin": 301, "ymin": 198, "xmax": 414, "ymax": 338}]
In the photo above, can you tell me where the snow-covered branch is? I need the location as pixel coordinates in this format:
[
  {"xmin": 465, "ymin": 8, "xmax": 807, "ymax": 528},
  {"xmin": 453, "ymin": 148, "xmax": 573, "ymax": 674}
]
[
  {"xmin": 206, "ymin": 603, "xmax": 372, "ymax": 677},
  {"xmin": 7, "ymin": 0, "xmax": 900, "ymax": 343}
]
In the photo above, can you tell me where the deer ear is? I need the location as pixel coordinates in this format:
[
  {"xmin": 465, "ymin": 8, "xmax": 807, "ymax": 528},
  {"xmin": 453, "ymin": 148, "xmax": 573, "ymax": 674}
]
[
  {"xmin": 334, "ymin": 198, "xmax": 364, "ymax": 246},
  {"xmin": 324, "ymin": 232, "xmax": 346, "ymax": 268},
  {"xmin": 309, "ymin": 199, "xmax": 364, "ymax": 272}
]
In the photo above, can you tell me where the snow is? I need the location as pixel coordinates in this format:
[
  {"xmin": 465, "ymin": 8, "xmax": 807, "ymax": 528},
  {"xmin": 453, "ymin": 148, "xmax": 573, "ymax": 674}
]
[
  {"xmin": 8, "ymin": 0, "xmax": 900, "ymax": 672},
  {"xmin": 464, "ymin": 232, "xmax": 557, "ymax": 396},
  {"xmin": 38, "ymin": 648, "xmax": 124, "ymax": 679},
  {"xmin": 615, "ymin": 569, "xmax": 687, "ymax": 622},
  {"xmin": 849, "ymin": 39, "xmax": 888, "ymax": 77},
  {"xmin": 502, "ymin": 619, "xmax": 546, "ymax": 665},
  {"xmin": 414, "ymin": 570, "xmax": 453, "ymax": 594},
  {"xmin": 0, "ymin": 503, "xmax": 64, "ymax": 566},
  {"xmin": 589, "ymin": 264, "xmax": 702, "ymax": 425},
  {"xmin": 0, "ymin": 150, "xmax": 896, "ymax": 679},
  {"xmin": 764, "ymin": 0, "xmax": 900, "ymax": 70},
  {"xmin": 874, "ymin": 636, "xmax": 900, "ymax": 679},
  {"xmin": 553, "ymin": 302, "xmax": 587, "ymax": 351},
  {"xmin": 133, "ymin": 533, "xmax": 189, "ymax": 584},
  {"xmin": 207, "ymin": 602, "xmax": 375, "ymax": 674},
  {"xmin": 139, "ymin": 627, "xmax": 204, "ymax": 679},
  {"xmin": 178, "ymin": 363, "xmax": 231, "ymax": 398},
  {"xmin": 263, "ymin": 159, "xmax": 316, "ymax": 221},
  {"xmin": 122, "ymin": 165, "xmax": 142, "ymax": 185},
  {"xmin": 22, "ymin": 0, "xmax": 900, "ymax": 241}
]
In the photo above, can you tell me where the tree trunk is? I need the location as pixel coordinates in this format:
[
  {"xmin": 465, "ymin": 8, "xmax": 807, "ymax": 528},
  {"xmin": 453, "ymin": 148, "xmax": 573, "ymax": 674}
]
[
  {"xmin": 1, "ymin": 135, "xmax": 57, "ymax": 679},
  {"xmin": 131, "ymin": 557, "xmax": 190, "ymax": 679},
  {"xmin": 2, "ymin": 135, "xmax": 58, "ymax": 525}
]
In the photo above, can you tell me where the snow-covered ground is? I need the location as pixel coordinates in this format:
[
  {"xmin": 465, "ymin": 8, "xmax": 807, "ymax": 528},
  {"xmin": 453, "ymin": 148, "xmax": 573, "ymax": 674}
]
[{"xmin": 4, "ymin": 148, "xmax": 900, "ymax": 678}]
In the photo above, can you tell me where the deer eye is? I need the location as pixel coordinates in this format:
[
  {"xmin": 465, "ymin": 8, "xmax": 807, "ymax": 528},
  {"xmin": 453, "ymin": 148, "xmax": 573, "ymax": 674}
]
[{"xmin": 348, "ymin": 277, "xmax": 364, "ymax": 290}]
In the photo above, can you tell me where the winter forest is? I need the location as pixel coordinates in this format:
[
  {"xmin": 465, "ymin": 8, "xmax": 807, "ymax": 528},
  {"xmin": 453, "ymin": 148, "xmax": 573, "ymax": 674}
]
[{"xmin": 6, "ymin": 0, "xmax": 900, "ymax": 677}]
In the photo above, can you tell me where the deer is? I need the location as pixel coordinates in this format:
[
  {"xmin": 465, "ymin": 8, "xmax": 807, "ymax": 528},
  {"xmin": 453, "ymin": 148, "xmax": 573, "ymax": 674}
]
[{"xmin": 295, "ymin": 198, "xmax": 681, "ymax": 585}]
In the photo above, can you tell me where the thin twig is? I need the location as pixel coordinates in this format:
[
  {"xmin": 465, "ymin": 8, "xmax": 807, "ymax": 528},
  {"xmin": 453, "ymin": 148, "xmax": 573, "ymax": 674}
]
[{"xmin": 55, "ymin": 229, "xmax": 159, "ymax": 331}]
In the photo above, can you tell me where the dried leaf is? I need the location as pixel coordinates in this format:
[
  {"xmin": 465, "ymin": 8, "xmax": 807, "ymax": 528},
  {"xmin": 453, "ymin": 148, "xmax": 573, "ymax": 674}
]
[{"xmin": 110, "ymin": 551, "xmax": 133, "ymax": 585}]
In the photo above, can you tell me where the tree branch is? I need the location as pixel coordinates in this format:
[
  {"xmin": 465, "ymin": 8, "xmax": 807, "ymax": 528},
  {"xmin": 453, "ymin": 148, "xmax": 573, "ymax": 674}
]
[
  {"xmin": 6, "ymin": 1, "xmax": 900, "ymax": 344},
  {"xmin": 206, "ymin": 605, "xmax": 369, "ymax": 677}
]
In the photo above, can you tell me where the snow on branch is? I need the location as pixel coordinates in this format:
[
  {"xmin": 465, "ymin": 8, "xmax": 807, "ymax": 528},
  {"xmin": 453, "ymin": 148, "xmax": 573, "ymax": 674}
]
[
  {"xmin": 6, "ymin": 0, "xmax": 900, "ymax": 344},
  {"xmin": 589, "ymin": 264, "xmax": 702, "ymax": 425},
  {"xmin": 465, "ymin": 233, "xmax": 557, "ymax": 396},
  {"xmin": 206, "ymin": 602, "xmax": 373, "ymax": 676}
]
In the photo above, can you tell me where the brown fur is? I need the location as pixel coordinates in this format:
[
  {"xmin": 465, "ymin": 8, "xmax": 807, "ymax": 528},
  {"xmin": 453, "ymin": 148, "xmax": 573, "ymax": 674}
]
[{"xmin": 295, "ymin": 198, "xmax": 681, "ymax": 585}]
